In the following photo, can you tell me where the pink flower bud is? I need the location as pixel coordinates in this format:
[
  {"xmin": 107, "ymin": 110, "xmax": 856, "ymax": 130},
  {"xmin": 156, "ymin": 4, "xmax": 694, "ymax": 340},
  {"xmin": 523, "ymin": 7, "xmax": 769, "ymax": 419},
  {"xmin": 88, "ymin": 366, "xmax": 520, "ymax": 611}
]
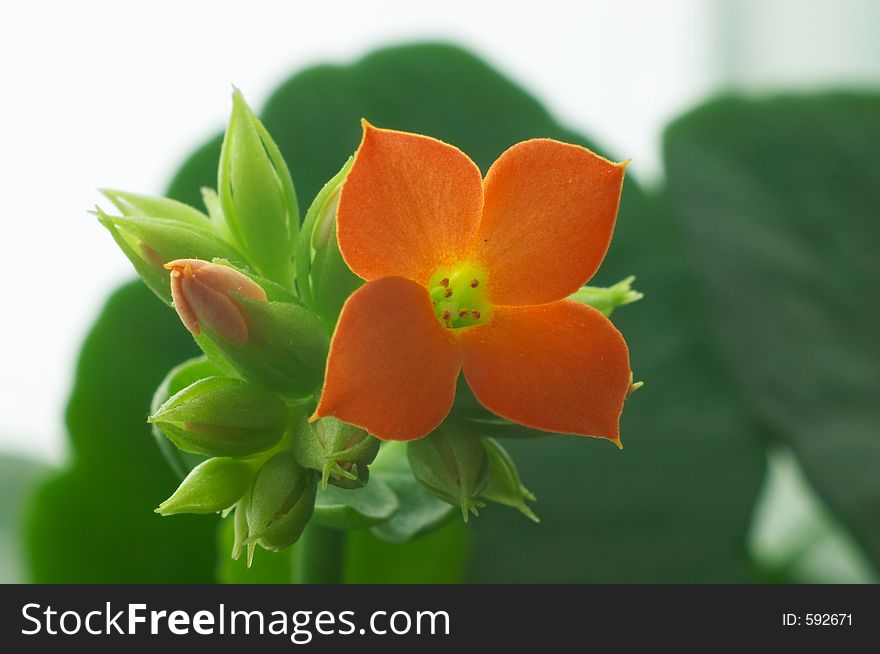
[{"xmin": 165, "ymin": 259, "xmax": 267, "ymax": 346}]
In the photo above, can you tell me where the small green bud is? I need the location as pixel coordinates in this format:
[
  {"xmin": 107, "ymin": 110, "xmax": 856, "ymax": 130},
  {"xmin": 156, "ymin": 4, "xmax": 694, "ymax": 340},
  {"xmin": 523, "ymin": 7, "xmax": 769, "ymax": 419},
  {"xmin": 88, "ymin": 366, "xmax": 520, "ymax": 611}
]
[
  {"xmin": 218, "ymin": 88, "xmax": 298, "ymax": 286},
  {"xmin": 293, "ymin": 414, "xmax": 380, "ymax": 489},
  {"xmin": 246, "ymin": 451, "xmax": 316, "ymax": 552},
  {"xmin": 156, "ymin": 457, "xmax": 255, "ymax": 516},
  {"xmin": 151, "ymin": 356, "xmax": 224, "ymax": 478},
  {"xmin": 299, "ymin": 157, "xmax": 363, "ymax": 325},
  {"xmin": 149, "ymin": 377, "xmax": 288, "ymax": 457},
  {"xmin": 481, "ymin": 438, "xmax": 539, "ymax": 522},
  {"xmin": 568, "ymin": 275, "xmax": 644, "ymax": 317},
  {"xmin": 407, "ymin": 419, "xmax": 489, "ymax": 522},
  {"xmin": 94, "ymin": 207, "xmax": 244, "ymax": 304}
]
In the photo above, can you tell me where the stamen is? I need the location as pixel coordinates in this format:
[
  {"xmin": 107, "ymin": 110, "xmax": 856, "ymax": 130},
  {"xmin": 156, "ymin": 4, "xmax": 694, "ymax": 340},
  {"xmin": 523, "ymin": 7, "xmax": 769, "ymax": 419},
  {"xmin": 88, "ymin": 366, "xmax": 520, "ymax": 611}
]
[
  {"xmin": 444, "ymin": 288, "xmax": 453, "ymax": 297},
  {"xmin": 470, "ymin": 279, "xmax": 479, "ymax": 288},
  {"xmin": 471, "ymin": 310, "xmax": 481, "ymax": 320},
  {"xmin": 440, "ymin": 278, "xmax": 449, "ymax": 288},
  {"xmin": 442, "ymin": 310, "xmax": 451, "ymax": 321},
  {"xmin": 458, "ymin": 310, "xmax": 469, "ymax": 318}
]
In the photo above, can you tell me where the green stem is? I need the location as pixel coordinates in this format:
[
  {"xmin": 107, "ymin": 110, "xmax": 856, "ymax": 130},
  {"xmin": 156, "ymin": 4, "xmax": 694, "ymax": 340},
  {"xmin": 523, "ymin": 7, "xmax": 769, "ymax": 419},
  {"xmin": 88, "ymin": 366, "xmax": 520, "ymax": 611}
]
[{"xmin": 294, "ymin": 523, "xmax": 346, "ymax": 583}]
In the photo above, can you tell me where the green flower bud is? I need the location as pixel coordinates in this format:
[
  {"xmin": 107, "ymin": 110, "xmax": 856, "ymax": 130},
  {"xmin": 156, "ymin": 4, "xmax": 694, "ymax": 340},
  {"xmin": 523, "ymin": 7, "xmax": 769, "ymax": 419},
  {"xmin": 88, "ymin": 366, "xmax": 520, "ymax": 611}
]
[
  {"xmin": 151, "ymin": 356, "xmax": 223, "ymax": 478},
  {"xmin": 292, "ymin": 414, "xmax": 380, "ymax": 489},
  {"xmin": 149, "ymin": 377, "xmax": 288, "ymax": 457},
  {"xmin": 297, "ymin": 157, "xmax": 363, "ymax": 325},
  {"xmin": 94, "ymin": 207, "xmax": 244, "ymax": 304},
  {"xmin": 198, "ymin": 297, "xmax": 330, "ymax": 397},
  {"xmin": 407, "ymin": 419, "xmax": 489, "ymax": 522},
  {"xmin": 480, "ymin": 438, "xmax": 539, "ymax": 522},
  {"xmin": 245, "ymin": 451, "xmax": 316, "ymax": 552},
  {"xmin": 156, "ymin": 457, "xmax": 255, "ymax": 516},
  {"xmin": 218, "ymin": 88, "xmax": 298, "ymax": 287},
  {"xmin": 165, "ymin": 259, "xmax": 329, "ymax": 396}
]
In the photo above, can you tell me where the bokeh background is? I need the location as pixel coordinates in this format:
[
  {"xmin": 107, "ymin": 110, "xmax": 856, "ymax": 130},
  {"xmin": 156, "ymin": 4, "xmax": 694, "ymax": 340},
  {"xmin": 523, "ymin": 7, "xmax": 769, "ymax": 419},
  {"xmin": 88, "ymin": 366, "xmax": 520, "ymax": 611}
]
[{"xmin": 1, "ymin": 0, "xmax": 877, "ymax": 583}]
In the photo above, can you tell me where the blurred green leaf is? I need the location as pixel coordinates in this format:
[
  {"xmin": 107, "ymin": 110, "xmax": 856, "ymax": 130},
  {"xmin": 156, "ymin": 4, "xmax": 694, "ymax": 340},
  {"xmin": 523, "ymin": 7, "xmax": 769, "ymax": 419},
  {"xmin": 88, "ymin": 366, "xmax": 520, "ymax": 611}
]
[
  {"xmin": 25, "ymin": 282, "xmax": 218, "ymax": 582},
  {"xmin": 369, "ymin": 442, "xmax": 454, "ymax": 544},
  {"xmin": 344, "ymin": 522, "xmax": 470, "ymax": 583},
  {"xmin": 664, "ymin": 94, "xmax": 880, "ymax": 572},
  {"xmin": 0, "ymin": 456, "xmax": 47, "ymax": 583},
  {"xmin": 313, "ymin": 478, "xmax": 399, "ymax": 530},
  {"xmin": 163, "ymin": 42, "xmax": 767, "ymax": 582}
]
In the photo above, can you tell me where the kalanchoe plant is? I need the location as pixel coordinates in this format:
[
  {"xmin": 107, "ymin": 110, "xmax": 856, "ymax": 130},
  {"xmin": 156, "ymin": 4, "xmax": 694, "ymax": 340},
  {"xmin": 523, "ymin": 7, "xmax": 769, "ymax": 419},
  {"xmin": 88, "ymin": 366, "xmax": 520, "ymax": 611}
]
[{"xmin": 94, "ymin": 89, "xmax": 643, "ymax": 572}]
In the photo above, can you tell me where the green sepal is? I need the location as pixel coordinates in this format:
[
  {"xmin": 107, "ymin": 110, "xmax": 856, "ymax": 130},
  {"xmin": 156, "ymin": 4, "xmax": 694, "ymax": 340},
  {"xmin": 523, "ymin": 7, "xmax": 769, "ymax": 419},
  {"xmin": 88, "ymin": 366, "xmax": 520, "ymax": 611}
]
[
  {"xmin": 568, "ymin": 275, "xmax": 644, "ymax": 317},
  {"xmin": 231, "ymin": 493, "xmax": 250, "ymax": 561},
  {"xmin": 305, "ymin": 157, "xmax": 363, "ymax": 325},
  {"xmin": 199, "ymin": 187, "xmax": 234, "ymax": 241},
  {"xmin": 292, "ymin": 414, "xmax": 380, "ymax": 489},
  {"xmin": 312, "ymin": 477, "xmax": 399, "ymax": 530},
  {"xmin": 407, "ymin": 418, "xmax": 489, "ymax": 522},
  {"xmin": 295, "ymin": 157, "xmax": 354, "ymax": 312},
  {"xmin": 195, "ymin": 298, "xmax": 329, "ymax": 397},
  {"xmin": 95, "ymin": 209, "xmax": 172, "ymax": 304},
  {"xmin": 100, "ymin": 188, "xmax": 211, "ymax": 227},
  {"xmin": 481, "ymin": 437, "xmax": 539, "ymax": 522},
  {"xmin": 149, "ymin": 377, "xmax": 288, "ymax": 457},
  {"xmin": 246, "ymin": 452, "xmax": 316, "ymax": 552},
  {"xmin": 94, "ymin": 208, "xmax": 245, "ymax": 304},
  {"xmin": 156, "ymin": 457, "xmax": 256, "ymax": 516},
  {"xmin": 218, "ymin": 89, "xmax": 298, "ymax": 287}
]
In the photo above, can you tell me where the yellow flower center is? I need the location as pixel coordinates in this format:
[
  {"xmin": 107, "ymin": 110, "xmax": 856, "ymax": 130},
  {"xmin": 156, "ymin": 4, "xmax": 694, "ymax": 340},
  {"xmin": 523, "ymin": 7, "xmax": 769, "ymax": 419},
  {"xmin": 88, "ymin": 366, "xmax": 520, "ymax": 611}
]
[{"xmin": 428, "ymin": 263, "xmax": 491, "ymax": 330}]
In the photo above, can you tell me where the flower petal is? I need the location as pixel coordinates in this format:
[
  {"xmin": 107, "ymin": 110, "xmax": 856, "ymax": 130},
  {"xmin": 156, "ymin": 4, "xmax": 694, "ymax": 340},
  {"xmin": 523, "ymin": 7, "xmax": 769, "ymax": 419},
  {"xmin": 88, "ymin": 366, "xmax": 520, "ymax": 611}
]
[
  {"xmin": 478, "ymin": 139, "xmax": 626, "ymax": 305},
  {"xmin": 459, "ymin": 301, "xmax": 630, "ymax": 442},
  {"xmin": 337, "ymin": 121, "xmax": 483, "ymax": 286},
  {"xmin": 314, "ymin": 276, "xmax": 461, "ymax": 441}
]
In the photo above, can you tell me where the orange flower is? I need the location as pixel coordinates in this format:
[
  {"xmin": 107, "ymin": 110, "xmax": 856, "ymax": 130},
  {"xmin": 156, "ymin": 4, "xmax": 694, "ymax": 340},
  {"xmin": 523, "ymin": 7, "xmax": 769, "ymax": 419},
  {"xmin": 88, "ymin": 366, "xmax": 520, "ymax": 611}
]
[{"xmin": 313, "ymin": 122, "xmax": 631, "ymax": 443}]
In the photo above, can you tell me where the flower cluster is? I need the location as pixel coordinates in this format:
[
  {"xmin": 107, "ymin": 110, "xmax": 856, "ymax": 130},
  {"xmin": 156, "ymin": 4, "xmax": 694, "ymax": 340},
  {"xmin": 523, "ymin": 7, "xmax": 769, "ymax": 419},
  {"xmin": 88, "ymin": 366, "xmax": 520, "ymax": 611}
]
[{"xmin": 96, "ymin": 90, "xmax": 641, "ymax": 562}]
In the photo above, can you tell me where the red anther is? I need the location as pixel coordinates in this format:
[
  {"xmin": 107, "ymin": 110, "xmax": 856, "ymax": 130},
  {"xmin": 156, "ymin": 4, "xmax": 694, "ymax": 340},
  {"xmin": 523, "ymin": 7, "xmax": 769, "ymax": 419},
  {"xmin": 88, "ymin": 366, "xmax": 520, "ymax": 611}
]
[
  {"xmin": 471, "ymin": 310, "xmax": 481, "ymax": 320},
  {"xmin": 470, "ymin": 279, "xmax": 479, "ymax": 288},
  {"xmin": 444, "ymin": 288, "xmax": 453, "ymax": 297},
  {"xmin": 442, "ymin": 310, "xmax": 451, "ymax": 321},
  {"xmin": 440, "ymin": 278, "xmax": 450, "ymax": 287},
  {"xmin": 459, "ymin": 310, "xmax": 469, "ymax": 318}
]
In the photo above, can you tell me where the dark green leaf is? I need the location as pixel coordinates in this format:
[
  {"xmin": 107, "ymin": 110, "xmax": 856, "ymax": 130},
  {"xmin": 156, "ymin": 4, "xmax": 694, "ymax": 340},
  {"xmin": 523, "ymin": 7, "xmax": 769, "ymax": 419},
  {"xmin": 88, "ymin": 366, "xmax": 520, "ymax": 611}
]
[{"xmin": 664, "ymin": 94, "xmax": 880, "ymax": 571}]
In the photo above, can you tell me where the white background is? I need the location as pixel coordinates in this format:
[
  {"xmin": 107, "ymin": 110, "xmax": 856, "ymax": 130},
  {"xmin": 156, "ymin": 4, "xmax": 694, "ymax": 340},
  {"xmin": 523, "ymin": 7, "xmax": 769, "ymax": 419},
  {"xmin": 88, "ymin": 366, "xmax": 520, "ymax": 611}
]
[{"xmin": 1, "ymin": 0, "xmax": 878, "ymax": 462}]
